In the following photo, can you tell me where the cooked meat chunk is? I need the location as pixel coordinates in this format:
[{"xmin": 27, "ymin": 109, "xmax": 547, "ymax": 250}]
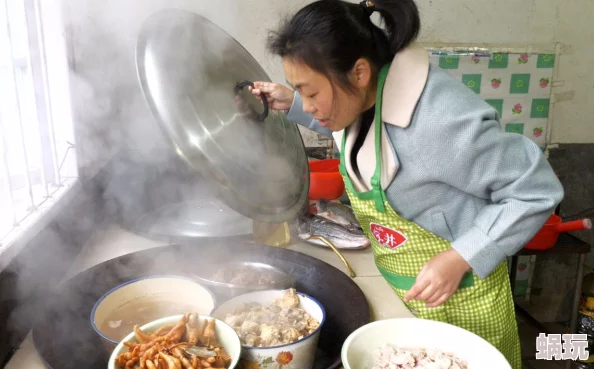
[
  {"xmin": 372, "ymin": 345, "xmax": 468, "ymax": 369},
  {"xmin": 224, "ymin": 288, "xmax": 320, "ymax": 347}
]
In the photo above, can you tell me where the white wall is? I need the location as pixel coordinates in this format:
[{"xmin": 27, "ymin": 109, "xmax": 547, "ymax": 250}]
[
  {"xmin": 60, "ymin": 0, "xmax": 594, "ymax": 176},
  {"xmin": 416, "ymin": 0, "xmax": 594, "ymax": 144}
]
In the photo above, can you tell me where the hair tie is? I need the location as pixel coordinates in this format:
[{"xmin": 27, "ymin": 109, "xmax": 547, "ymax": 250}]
[{"xmin": 359, "ymin": 0, "xmax": 375, "ymax": 17}]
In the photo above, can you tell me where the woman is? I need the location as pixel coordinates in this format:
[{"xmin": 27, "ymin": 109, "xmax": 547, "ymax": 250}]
[{"xmin": 250, "ymin": 0, "xmax": 564, "ymax": 367}]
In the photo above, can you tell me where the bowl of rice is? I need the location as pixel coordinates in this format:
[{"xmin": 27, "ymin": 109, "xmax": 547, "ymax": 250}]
[{"xmin": 341, "ymin": 318, "xmax": 512, "ymax": 369}]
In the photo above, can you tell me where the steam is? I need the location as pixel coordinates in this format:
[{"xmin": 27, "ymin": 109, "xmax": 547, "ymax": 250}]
[{"xmin": 3, "ymin": 3, "xmax": 311, "ymax": 365}]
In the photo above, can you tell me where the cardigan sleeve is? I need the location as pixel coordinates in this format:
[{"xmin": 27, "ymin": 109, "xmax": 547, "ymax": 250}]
[
  {"xmin": 286, "ymin": 91, "xmax": 333, "ymax": 138},
  {"xmin": 417, "ymin": 91, "xmax": 564, "ymax": 279}
]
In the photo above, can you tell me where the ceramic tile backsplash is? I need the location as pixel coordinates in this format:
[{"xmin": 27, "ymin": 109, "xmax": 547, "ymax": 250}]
[{"xmin": 429, "ymin": 51, "xmax": 555, "ymax": 149}]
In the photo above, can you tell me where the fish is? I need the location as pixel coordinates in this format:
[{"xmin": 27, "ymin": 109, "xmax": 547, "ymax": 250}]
[
  {"xmin": 314, "ymin": 199, "xmax": 361, "ymax": 231},
  {"xmin": 296, "ymin": 213, "xmax": 370, "ymax": 249}
]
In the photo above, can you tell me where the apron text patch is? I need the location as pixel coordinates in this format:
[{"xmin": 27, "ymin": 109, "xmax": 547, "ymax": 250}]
[{"xmin": 370, "ymin": 223, "xmax": 408, "ymax": 249}]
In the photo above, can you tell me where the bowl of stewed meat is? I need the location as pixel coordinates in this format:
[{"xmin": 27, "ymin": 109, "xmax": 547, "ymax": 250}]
[{"xmin": 210, "ymin": 288, "xmax": 325, "ymax": 369}]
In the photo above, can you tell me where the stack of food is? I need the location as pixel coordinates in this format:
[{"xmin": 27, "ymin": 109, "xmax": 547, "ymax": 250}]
[
  {"xmin": 223, "ymin": 288, "xmax": 320, "ymax": 347},
  {"xmin": 114, "ymin": 313, "xmax": 233, "ymax": 369},
  {"xmin": 211, "ymin": 288, "xmax": 325, "ymax": 369}
]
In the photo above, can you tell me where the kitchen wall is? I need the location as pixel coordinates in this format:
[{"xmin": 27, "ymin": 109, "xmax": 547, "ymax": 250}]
[{"xmin": 418, "ymin": 0, "xmax": 594, "ymax": 145}]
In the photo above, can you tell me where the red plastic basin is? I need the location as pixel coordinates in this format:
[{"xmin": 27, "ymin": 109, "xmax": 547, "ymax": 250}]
[{"xmin": 308, "ymin": 159, "xmax": 345, "ymax": 200}]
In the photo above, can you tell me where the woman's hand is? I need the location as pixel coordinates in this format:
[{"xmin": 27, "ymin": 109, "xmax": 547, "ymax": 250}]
[
  {"xmin": 249, "ymin": 82, "xmax": 295, "ymax": 111},
  {"xmin": 403, "ymin": 249, "xmax": 471, "ymax": 308}
]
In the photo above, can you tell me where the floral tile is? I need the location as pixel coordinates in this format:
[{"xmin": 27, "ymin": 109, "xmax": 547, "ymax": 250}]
[{"xmin": 429, "ymin": 51, "xmax": 555, "ymax": 149}]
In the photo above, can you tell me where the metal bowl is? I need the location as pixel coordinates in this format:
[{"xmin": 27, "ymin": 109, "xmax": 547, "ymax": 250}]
[{"xmin": 192, "ymin": 261, "xmax": 295, "ymax": 299}]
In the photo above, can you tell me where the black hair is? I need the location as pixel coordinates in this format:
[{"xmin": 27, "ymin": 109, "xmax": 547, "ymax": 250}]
[{"xmin": 267, "ymin": 0, "xmax": 421, "ymax": 93}]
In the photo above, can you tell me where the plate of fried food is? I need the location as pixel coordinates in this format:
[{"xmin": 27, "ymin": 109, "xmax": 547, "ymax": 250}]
[{"xmin": 108, "ymin": 312, "xmax": 241, "ymax": 369}]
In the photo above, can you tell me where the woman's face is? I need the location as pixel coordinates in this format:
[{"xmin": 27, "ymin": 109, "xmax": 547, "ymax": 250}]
[{"xmin": 283, "ymin": 58, "xmax": 374, "ymax": 132}]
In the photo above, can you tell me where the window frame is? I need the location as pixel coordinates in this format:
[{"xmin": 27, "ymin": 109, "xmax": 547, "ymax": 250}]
[{"xmin": 0, "ymin": 0, "xmax": 79, "ymax": 269}]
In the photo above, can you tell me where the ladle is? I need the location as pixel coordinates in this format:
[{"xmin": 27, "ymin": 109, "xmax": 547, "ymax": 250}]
[{"xmin": 306, "ymin": 235, "xmax": 356, "ymax": 278}]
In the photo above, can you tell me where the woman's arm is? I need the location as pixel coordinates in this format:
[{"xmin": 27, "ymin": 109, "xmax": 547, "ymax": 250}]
[
  {"xmin": 250, "ymin": 82, "xmax": 333, "ymax": 138},
  {"xmin": 286, "ymin": 91, "xmax": 333, "ymax": 138},
  {"xmin": 419, "ymin": 100, "xmax": 564, "ymax": 279}
]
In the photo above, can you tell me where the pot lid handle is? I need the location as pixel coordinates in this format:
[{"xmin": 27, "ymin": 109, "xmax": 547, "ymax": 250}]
[{"xmin": 234, "ymin": 81, "xmax": 269, "ymax": 121}]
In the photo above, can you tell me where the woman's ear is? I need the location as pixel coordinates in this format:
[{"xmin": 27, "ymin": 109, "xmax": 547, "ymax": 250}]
[{"xmin": 351, "ymin": 58, "xmax": 373, "ymax": 88}]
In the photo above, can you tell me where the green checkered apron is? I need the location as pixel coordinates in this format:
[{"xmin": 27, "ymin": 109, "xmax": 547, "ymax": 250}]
[{"xmin": 338, "ymin": 64, "xmax": 522, "ymax": 369}]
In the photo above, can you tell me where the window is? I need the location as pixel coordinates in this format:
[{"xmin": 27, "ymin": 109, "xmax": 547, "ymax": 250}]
[{"xmin": 0, "ymin": 0, "xmax": 76, "ymax": 254}]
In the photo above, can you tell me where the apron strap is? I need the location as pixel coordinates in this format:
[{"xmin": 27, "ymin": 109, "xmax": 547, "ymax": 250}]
[
  {"xmin": 377, "ymin": 264, "xmax": 475, "ymax": 291},
  {"xmin": 370, "ymin": 64, "xmax": 391, "ymax": 212},
  {"xmin": 340, "ymin": 64, "xmax": 391, "ymax": 213}
]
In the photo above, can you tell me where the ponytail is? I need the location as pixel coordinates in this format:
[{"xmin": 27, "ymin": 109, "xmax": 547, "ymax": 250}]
[
  {"xmin": 373, "ymin": 0, "xmax": 421, "ymax": 56},
  {"xmin": 267, "ymin": 0, "xmax": 420, "ymax": 93}
]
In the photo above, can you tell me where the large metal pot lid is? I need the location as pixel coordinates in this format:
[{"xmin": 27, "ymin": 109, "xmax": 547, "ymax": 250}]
[{"xmin": 135, "ymin": 9, "xmax": 309, "ymax": 222}]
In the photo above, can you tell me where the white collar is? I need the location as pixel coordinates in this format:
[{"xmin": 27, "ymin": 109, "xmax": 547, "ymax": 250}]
[{"xmin": 382, "ymin": 43, "xmax": 430, "ymax": 128}]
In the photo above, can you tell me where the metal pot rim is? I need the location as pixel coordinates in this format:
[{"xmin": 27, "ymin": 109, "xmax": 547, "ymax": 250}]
[{"xmin": 191, "ymin": 261, "xmax": 295, "ymax": 290}]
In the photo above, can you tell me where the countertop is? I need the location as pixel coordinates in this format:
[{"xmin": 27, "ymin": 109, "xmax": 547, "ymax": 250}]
[{"xmin": 5, "ymin": 223, "xmax": 413, "ymax": 369}]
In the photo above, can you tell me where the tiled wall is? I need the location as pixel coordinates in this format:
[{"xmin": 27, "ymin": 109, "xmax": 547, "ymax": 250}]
[{"xmin": 429, "ymin": 51, "xmax": 555, "ymax": 149}]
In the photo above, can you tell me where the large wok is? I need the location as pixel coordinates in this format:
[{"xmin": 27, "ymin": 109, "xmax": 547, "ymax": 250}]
[{"xmin": 31, "ymin": 241, "xmax": 370, "ymax": 369}]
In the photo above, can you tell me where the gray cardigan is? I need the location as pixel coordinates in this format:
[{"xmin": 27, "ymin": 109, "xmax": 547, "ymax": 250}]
[{"xmin": 287, "ymin": 65, "xmax": 564, "ymax": 279}]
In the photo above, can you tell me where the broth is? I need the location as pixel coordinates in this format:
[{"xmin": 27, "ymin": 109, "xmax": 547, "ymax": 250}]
[{"xmin": 98, "ymin": 297, "xmax": 198, "ymax": 341}]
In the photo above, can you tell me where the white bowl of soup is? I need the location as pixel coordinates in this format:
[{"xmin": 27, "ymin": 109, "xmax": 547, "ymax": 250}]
[
  {"xmin": 108, "ymin": 313, "xmax": 242, "ymax": 369},
  {"xmin": 91, "ymin": 275, "xmax": 216, "ymax": 349},
  {"xmin": 211, "ymin": 288, "xmax": 325, "ymax": 369}
]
